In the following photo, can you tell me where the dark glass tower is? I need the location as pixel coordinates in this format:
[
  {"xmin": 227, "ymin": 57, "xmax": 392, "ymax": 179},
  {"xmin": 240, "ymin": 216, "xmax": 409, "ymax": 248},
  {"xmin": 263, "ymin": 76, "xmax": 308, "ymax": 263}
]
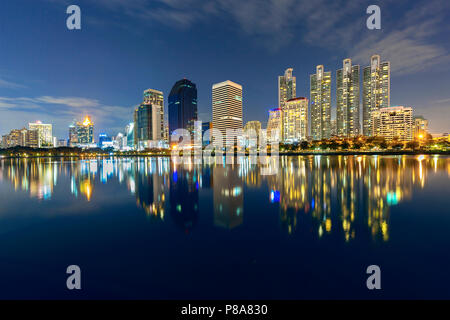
[{"xmin": 168, "ymin": 79, "xmax": 198, "ymax": 137}]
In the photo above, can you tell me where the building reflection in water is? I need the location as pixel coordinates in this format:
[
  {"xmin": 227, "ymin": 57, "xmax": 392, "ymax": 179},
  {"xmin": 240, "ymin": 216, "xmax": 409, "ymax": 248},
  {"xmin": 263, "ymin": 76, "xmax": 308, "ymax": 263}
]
[
  {"xmin": 213, "ymin": 160, "xmax": 244, "ymax": 229},
  {"xmin": 0, "ymin": 155, "xmax": 448, "ymax": 241},
  {"xmin": 169, "ymin": 162, "xmax": 200, "ymax": 233},
  {"xmin": 134, "ymin": 158, "xmax": 168, "ymax": 220}
]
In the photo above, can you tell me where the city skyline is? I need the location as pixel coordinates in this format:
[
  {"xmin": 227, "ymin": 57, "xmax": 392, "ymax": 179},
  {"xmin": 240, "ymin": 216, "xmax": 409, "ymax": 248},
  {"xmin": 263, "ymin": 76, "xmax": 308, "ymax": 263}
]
[
  {"xmin": 0, "ymin": 54, "xmax": 437, "ymax": 149},
  {"xmin": 0, "ymin": 0, "xmax": 449, "ymax": 140}
]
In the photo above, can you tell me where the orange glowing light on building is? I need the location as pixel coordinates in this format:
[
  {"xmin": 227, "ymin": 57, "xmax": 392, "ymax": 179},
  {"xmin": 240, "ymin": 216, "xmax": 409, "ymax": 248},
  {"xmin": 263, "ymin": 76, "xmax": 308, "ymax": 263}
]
[{"xmin": 83, "ymin": 116, "xmax": 93, "ymax": 126}]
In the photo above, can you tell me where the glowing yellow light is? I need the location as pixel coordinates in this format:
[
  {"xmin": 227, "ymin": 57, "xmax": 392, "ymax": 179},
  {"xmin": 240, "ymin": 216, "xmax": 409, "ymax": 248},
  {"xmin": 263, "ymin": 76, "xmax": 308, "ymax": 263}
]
[{"xmin": 83, "ymin": 116, "xmax": 93, "ymax": 126}]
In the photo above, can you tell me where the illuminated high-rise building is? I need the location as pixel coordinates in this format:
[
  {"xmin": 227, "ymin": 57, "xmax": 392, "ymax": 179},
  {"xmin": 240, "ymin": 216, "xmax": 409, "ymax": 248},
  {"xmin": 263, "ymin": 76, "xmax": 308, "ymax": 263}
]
[
  {"xmin": 413, "ymin": 115, "xmax": 428, "ymax": 139},
  {"xmin": 68, "ymin": 121, "xmax": 78, "ymax": 147},
  {"xmin": 212, "ymin": 80, "xmax": 243, "ymax": 146},
  {"xmin": 330, "ymin": 119, "xmax": 337, "ymax": 137},
  {"xmin": 29, "ymin": 121, "xmax": 52, "ymax": 147},
  {"xmin": 76, "ymin": 116, "xmax": 94, "ymax": 144},
  {"xmin": 244, "ymin": 121, "xmax": 261, "ymax": 138},
  {"xmin": 25, "ymin": 129, "xmax": 39, "ymax": 148},
  {"xmin": 337, "ymin": 59, "xmax": 360, "ymax": 137},
  {"xmin": 363, "ymin": 54, "xmax": 390, "ymax": 136},
  {"xmin": 201, "ymin": 121, "xmax": 212, "ymax": 147},
  {"xmin": 278, "ymin": 68, "xmax": 296, "ymax": 109},
  {"xmin": 310, "ymin": 65, "xmax": 331, "ymax": 140},
  {"xmin": 266, "ymin": 108, "xmax": 282, "ymax": 143},
  {"xmin": 372, "ymin": 106, "xmax": 413, "ymax": 141},
  {"xmin": 282, "ymin": 97, "xmax": 308, "ymax": 143},
  {"xmin": 125, "ymin": 122, "xmax": 135, "ymax": 149},
  {"xmin": 243, "ymin": 120, "xmax": 262, "ymax": 148},
  {"xmin": 134, "ymin": 89, "xmax": 164, "ymax": 149},
  {"xmin": 168, "ymin": 79, "xmax": 198, "ymax": 138}
]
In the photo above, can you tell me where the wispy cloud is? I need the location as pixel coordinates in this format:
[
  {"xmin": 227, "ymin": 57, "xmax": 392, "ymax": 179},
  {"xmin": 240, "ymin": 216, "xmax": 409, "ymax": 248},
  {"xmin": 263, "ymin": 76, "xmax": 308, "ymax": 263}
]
[
  {"xmin": 36, "ymin": 96, "xmax": 100, "ymax": 108},
  {"xmin": 0, "ymin": 95, "xmax": 131, "ymax": 136},
  {"xmin": 0, "ymin": 78, "xmax": 26, "ymax": 89},
  {"xmin": 87, "ymin": 0, "xmax": 449, "ymax": 74},
  {"xmin": 350, "ymin": 0, "xmax": 450, "ymax": 75}
]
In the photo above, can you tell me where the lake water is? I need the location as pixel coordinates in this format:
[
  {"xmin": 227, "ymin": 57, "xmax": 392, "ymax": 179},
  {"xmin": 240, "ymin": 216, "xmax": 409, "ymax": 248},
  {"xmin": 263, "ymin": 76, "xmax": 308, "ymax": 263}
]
[{"xmin": 0, "ymin": 155, "xmax": 449, "ymax": 299}]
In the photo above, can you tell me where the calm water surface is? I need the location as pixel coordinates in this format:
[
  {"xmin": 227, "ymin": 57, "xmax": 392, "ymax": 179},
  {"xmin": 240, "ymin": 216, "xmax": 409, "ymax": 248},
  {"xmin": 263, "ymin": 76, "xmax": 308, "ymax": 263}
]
[{"xmin": 0, "ymin": 155, "xmax": 449, "ymax": 299}]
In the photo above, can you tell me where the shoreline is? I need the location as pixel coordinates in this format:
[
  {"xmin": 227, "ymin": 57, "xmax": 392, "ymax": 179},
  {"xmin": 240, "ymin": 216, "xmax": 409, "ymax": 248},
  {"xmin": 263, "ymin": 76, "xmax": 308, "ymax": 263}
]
[{"xmin": 0, "ymin": 150, "xmax": 449, "ymax": 160}]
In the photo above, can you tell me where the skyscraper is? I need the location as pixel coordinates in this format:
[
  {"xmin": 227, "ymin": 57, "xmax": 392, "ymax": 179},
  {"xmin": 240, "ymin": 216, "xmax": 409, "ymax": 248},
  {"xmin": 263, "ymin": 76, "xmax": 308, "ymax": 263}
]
[
  {"xmin": 372, "ymin": 106, "xmax": 413, "ymax": 141},
  {"xmin": 243, "ymin": 120, "xmax": 262, "ymax": 148},
  {"xmin": 212, "ymin": 80, "xmax": 243, "ymax": 145},
  {"xmin": 202, "ymin": 121, "xmax": 212, "ymax": 147},
  {"xmin": 29, "ymin": 121, "xmax": 52, "ymax": 147},
  {"xmin": 310, "ymin": 65, "xmax": 331, "ymax": 140},
  {"xmin": 282, "ymin": 97, "xmax": 308, "ymax": 143},
  {"xmin": 363, "ymin": 54, "xmax": 390, "ymax": 136},
  {"xmin": 278, "ymin": 68, "xmax": 296, "ymax": 109},
  {"xmin": 413, "ymin": 116, "xmax": 428, "ymax": 139},
  {"xmin": 168, "ymin": 79, "xmax": 198, "ymax": 137},
  {"xmin": 76, "ymin": 116, "xmax": 94, "ymax": 144},
  {"xmin": 125, "ymin": 122, "xmax": 135, "ymax": 149},
  {"xmin": 266, "ymin": 108, "xmax": 282, "ymax": 143},
  {"xmin": 337, "ymin": 59, "xmax": 360, "ymax": 137},
  {"xmin": 134, "ymin": 89, "xmax": 164, "ymax": 149},
  {"xmin": 69, "ymin": 121, "xmax": 78, "ymax": 147}
]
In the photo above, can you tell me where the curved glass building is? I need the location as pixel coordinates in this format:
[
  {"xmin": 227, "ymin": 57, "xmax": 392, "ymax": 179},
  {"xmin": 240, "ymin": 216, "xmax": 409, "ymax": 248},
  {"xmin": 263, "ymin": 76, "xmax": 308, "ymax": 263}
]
[{"xmin": 168, "ymin": 79, "xmax": 198, "ymax": 137}]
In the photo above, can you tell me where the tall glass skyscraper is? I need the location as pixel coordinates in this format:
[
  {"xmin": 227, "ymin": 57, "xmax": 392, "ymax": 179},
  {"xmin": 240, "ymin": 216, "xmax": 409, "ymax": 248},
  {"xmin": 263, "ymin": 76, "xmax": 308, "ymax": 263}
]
[
  {"xmin": 310, "ymin": 65, "xmax": 331, "ymax": 140},
  {"xmin": 168, "ymin": 79, "xmax": 198, "ymax": 137},
  {"xmin": 134, "ymin": 89, "xmax": 164, "ymax": 150},
  {"xmin": 337, "ymin": 58, "xmax": 360, "ymax": 137},
  {"xmin": 278, "ymin": 68, "xmax": 296, "ymax": 109},
  {"xmin": 363, "ymin": 54, "xmax": 390, "ymax": 136}
]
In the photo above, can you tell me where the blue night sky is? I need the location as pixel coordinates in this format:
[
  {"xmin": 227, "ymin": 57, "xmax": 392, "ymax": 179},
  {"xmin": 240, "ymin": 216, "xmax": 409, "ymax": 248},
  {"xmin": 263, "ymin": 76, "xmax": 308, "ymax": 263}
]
[{"xmin": 0, "ymin": 0, "xmax": 449, "ymax": 139}]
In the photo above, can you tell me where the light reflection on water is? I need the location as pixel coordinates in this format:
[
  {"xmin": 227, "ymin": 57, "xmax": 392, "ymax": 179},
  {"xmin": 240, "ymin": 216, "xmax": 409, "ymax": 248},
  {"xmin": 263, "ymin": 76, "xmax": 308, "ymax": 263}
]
[
  {"xmin": 1, "ymin": 155, "xmax": 448, "ymax": 242},
  {"xmin": 1, "ymin": 155, "xmax": 450, "ymax": 299}
]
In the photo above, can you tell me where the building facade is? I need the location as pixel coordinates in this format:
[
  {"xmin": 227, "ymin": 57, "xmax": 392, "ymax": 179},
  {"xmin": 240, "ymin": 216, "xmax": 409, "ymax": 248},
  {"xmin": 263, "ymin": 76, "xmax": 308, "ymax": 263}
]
[
  {"xmin": 1, "ymin": 128, "xmax": 39, "ymax": 148},
  {"xmin": 372, "ymin": 106, "xmax": 413, "ymax": 141},
  {"xmin": 282, "ymin": 97, "xmax": 308, "ymax": 143},
  {"xmin": 201, "ymin": 121, "xmax": 212, "ymax": 147},
  {"xmin": 337, "ymin": 59, "xmax": 360, "ymax": 137},
  {"xmin": 168, "ymin": 79, "xmax": 198, "ymax": 137},
  {"xmin": 310, "ymin": 65, "xmax": 331, "ymax": 140},
  {"xmin": 125, "ymin": 122, "xmax": 135, "ymax": 150},
  {"xmin": 76, "ymin": 116, "xmax": 94, "ymax": 144},
  {"xmin": 29, "ymin": 121, "xmax": 53, "ymax": 147},
  {"xmin": 243, "ymin": 120, "xmax": 262, "ymax": 148},
  {"xmin": 267, "ymin": 108, "xmax": 282, "ymax": 143},
  {"xmin": 413, "ymin": 116, "xmax": 428, "ymax": 139},
  {"xmin": 363, "ymin": 54, "xmax": 390, "ymax": 136},
  {"xmin": 68, "ymin": 121, "xmax": 78, "ymax": 147},
  {"xmin": 134, "ymin": 89, "xmax": 164, "ymax": 150},
  {"xmin": 212, "ymin": 80, "xmax": 243, "ymax": 146},
  {"xmin": 278, "ymin": 68, "xmax": 296, "ymax": 109}
]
